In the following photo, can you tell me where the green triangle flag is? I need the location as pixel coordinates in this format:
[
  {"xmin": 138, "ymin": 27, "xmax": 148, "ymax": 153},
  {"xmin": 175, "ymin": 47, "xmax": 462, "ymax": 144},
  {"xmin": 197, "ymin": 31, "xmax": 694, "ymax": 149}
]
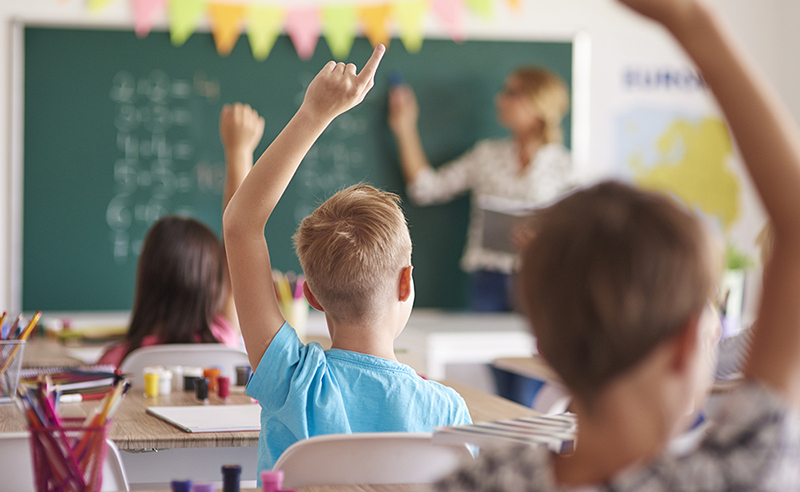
[
  {"xmin": 466, "ymin": 0, "xmax": 493, "ymax": 19},
  {"xmin": 322, "ymin": 5, "xmax": 357, "ymax": 60},
  {"xmin": 393, "ymin": 0, "xmax": 427, "ymax": 53},
  {"xmin": 169, "ymin": 0, "xmax": 207, "ymax": 46},
  {"xmin": 247, "ymin": 4, "xmax": 285, "ymax": 61}
]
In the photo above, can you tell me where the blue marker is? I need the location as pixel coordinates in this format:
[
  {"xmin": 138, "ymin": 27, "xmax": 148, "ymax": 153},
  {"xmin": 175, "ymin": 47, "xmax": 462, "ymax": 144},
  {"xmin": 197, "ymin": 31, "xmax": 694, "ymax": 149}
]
[{"xmin": 388, "ymin": 70, "xmax": 405, "ymax": 87}]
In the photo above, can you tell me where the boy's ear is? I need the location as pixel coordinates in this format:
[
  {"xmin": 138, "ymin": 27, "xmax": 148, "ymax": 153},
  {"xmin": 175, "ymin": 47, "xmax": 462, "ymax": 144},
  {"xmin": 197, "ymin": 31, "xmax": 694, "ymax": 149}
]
[
  {"xmin": 670, "ymin": 312, "xmax": 702, "ymax": 374},
  {"xmin": 398, "ymin": 266, "xmax": 414, "ymax": 302},
  {"xmin": 303, "ymin": 282, "xmax": 325, "ymax": 312}
]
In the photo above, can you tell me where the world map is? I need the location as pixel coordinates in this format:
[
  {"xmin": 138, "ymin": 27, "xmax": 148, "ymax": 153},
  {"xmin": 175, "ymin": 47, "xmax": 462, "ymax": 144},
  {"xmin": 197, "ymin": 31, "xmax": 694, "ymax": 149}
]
[{"xmin": 618, "ymin": 108, "xmax": 740, "ymax": 231}]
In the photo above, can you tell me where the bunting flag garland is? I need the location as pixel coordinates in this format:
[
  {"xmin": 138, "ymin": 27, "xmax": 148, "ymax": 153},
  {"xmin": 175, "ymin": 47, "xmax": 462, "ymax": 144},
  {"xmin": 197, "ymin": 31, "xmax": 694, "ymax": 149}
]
[
  {"xmin": 286, "ymin": 7, "xmax": 321, "ymax": 60},
  {"xmin": 431, "ymin": 0, "xmax": 467, "ymax": 43},
  {"xmin": 131, "ymin": 0, "xmax": 167, "ymax": 37},
  {"xmin": 358, "ymin": 4, "xmax": 392, "ymax": 48},
  {"xmin": 246, "ymin": 4, "xmax": 285, "ymax": 61},
  {"xmin": 207, "ymin": 2, "xmax": 246, "ymax": 55},
  {"xmin": 169, "ymin": 0, "xmax": 206, "ymax": 46},
  {"xmin": 95, "ymin": 0, "xmax": 520, "ymax": 59},
  {"xmin": 322, "ymin": 5, "xmax": 358, "ymax": 60},
  {"xmin": 393, "ymin": 0, "xmax": 427, "ymax": 53}
]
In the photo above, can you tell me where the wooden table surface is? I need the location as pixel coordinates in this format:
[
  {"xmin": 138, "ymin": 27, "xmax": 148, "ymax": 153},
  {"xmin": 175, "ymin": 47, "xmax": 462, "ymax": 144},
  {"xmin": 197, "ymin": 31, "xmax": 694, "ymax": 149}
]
[{"xmin": 0, "ymin": 379, "xmax": 537, "ymax": 451}]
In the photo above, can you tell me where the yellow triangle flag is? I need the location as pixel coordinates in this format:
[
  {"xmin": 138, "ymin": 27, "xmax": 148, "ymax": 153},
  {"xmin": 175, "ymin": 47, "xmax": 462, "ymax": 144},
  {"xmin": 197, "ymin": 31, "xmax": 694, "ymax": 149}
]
[
  {"xmin": 246, "ymin": 5, "xmax": 285, "ymax": 61},
  {"xmin": 169, "ymin": 0, "xmax": 207, "ymax": 46},
  {"xmin": 358, "ymin": 4, "xmax": 392, "ymax": 48},
  {"xmin": 207, "ymin": 3, "xmax": 246, "ymax": 56},
  {"xmin": 323, "ymin": 5, "xmax": 358, "ymax": 60},
  {"xmin": 392, "ymin": 0, "xmax": 427, "ymax": 53},
  {"xmin": 465, "ymin": 0, "xmax": 493, "ymax": 19},
  {"xmin": 88, "ymin": 0, "xmax": 114, "ymax": 13}
]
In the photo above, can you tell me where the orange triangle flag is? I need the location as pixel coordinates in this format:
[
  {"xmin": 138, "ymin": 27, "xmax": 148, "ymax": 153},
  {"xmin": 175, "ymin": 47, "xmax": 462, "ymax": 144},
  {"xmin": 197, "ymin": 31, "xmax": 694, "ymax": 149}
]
[
  {"xmin": 504, "ymin": 0, "xmax": 522, "ymax": 10},
  {"xmin": 207, "ymin": 3, "xmax": 247, "ymax": 56},
  {"xmin": 358, "ymin": 4, "xmax": 392, "ymax": 48}
]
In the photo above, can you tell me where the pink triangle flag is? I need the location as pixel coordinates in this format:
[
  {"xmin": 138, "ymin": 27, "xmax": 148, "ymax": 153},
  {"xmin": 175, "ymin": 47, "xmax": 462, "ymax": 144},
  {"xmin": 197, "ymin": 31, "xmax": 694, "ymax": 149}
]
[
  {"xmin": 286, "ymin": 7, "xmax": 321, "ymax": 60},
  {"xmin": 132, "ymin": 0, "xmax": 167, "ymax": 38},
  {"xmin": 431, "ymin": 0, "xmax": 466, "ymax": 43}
]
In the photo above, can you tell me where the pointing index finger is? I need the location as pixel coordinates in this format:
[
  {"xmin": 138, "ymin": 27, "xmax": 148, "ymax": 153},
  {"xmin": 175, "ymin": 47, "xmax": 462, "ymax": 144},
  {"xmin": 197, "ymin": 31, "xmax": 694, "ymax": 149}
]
[{"xmin": 356, "ymin": 44, "xmax": 386, "ymax": 86}]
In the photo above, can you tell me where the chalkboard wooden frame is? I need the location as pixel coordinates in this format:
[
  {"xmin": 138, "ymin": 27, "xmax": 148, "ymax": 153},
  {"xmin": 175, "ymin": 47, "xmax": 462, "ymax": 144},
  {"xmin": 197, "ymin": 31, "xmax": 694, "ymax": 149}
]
[{"xmin": 10, "ymin": 21, "xmax": 588, "ymax": 315}]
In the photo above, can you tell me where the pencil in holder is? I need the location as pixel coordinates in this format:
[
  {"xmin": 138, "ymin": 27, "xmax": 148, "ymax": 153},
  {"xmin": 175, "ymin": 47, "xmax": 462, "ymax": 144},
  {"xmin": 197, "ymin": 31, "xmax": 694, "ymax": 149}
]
[
  {"xmin": 0, "ymin": 339, "xmax": 25, "ymax": 403},
  {"xmin": 29, "ymin": 418, "xmax": 110, "ymax": 492}
]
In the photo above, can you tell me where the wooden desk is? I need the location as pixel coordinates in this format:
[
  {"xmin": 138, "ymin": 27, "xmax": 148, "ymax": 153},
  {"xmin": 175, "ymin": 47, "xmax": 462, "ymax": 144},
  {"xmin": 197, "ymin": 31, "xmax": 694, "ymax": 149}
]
[{"xmin": 0, "ymin": 377, "xmax": 534, "ymax": 487}]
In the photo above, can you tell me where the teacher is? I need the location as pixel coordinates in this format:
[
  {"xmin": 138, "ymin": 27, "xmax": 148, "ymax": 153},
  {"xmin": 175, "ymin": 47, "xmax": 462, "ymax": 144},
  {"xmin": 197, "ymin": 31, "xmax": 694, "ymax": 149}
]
[{"xmin": 388, "ymin": 67, "xmax": 576, "ymax": 311}]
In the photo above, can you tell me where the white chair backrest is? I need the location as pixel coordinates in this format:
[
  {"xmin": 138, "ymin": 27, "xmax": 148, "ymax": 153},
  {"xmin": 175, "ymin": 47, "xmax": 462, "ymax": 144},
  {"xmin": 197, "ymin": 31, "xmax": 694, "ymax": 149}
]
[
  {"xmin": 119, "ymin": 344, "xmax": 250, "ymax": 387},
  {"xmin": 531, "ymin": 383, "xmax": 572, "ymax": 415},
  {"xmin": 0, "ymin": 432, "xmax": 129, "ymax": 491},
  {"xmin": 273, "ymin": 432, "xmax": 474, "ymax": 488}
]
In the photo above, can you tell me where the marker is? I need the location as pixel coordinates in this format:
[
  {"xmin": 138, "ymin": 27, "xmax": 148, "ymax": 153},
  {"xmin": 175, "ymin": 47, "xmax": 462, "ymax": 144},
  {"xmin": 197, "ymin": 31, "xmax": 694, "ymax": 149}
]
[{"xmin": 388, "ymin": 70, "xmax": 404, "ymax": 87}]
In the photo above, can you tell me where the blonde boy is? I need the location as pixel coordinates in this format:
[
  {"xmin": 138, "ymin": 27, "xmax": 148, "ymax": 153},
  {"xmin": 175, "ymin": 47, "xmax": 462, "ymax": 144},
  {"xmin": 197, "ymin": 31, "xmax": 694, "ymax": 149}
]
[
  {"xmin": 223, "ymin": 45, "xmax": 471, "ymax": 474},
  {"xmin": 437, "ymin": 0, "xmax": 800, "ymax": 490}
]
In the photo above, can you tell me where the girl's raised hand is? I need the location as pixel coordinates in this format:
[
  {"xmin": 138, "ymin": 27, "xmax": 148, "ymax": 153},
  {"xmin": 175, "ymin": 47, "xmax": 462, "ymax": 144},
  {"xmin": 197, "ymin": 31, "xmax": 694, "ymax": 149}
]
[{"xmin": 300, "ymin": 44, "xmax": 386, "ymax": 123}]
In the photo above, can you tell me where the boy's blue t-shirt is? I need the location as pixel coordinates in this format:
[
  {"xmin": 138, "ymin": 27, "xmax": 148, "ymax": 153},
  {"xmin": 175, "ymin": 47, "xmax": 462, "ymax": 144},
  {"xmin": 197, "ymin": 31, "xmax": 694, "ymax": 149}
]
[{"xmin": 246, "ymin": 322, "xmax": 473, "ymax": 472}]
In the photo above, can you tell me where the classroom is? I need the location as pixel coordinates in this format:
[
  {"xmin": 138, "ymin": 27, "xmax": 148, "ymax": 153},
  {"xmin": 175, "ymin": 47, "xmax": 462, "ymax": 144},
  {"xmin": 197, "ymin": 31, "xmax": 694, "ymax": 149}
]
[{"xmin": 1, "ymin": 0, "xmax": 798, "ymax": 490}]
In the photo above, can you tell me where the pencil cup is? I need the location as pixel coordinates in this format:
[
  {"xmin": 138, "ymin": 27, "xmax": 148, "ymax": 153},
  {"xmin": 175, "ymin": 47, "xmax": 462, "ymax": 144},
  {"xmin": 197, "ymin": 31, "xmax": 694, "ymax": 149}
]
[
  {"xmin": 29, "ymin": 419, "xmax": 110, "ymax": 492},
  {"xmin": 0, "ymin": 340, "xmax": 25, "ymax": 403}
]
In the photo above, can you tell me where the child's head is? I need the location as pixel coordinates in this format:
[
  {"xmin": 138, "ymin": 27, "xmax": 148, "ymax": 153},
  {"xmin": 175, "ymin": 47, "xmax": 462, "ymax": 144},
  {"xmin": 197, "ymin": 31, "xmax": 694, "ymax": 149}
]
[
  {"xmin": 518, "ymin": 181, "xmax": 721, "ymax": 409},
  {"xmin": 293, "ymin": 185, "xmax": 413, "ymax": 324},
  {"xmin": 127, "ymin": 215, "xmax": 222, "ymax": 350},
  {"xmin": 496, "ymin": 67, "xmax": 569, "ymax": 144}
]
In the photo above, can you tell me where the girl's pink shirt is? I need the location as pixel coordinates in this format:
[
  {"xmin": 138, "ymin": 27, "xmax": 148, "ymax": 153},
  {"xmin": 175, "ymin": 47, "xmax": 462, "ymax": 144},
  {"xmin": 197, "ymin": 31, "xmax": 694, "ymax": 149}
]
[{"xmin": 97, "ymin": 314, "xmax": 240, "ymax": 368}]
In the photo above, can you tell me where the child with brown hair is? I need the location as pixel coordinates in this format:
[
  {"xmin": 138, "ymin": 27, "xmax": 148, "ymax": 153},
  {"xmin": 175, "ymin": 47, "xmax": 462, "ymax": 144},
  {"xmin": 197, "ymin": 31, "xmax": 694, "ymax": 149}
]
[
  {"xmin": 223, "ymin": 45, "xmax": 471, "ymax": 474},
  {"xmin": 436, "ymin": 0, "xmax": 800, "ymax": 490}
]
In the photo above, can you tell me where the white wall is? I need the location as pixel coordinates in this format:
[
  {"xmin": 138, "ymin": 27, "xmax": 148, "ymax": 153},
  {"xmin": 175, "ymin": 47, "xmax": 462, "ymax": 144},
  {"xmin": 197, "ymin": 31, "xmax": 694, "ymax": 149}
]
[{"xmin": 0, "ymin": 0, "xmax": 795, "ymax": 312}]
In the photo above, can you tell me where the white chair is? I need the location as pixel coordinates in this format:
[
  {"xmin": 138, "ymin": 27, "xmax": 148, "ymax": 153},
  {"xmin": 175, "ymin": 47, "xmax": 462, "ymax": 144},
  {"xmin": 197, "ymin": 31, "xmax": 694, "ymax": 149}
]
[
  {"xmin": 531, "ymin": 382, "xmax": 572, "ymax": 415},
  {"xmin": 273, "ymin": 432, "xmax": 474, "ymax": 488},
  {"xmin": 119, "ymin": 344, "xmax": 250, "ymax": 387},
  {"xmin": 0, "ymin": 432, "xmax": 129, "ymax": 491}
]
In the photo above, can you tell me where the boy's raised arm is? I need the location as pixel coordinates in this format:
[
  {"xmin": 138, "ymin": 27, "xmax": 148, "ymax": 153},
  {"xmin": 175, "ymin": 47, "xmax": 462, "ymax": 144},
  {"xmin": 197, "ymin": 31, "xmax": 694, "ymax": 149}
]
[
  {"xmin": 618, "ymin": 0, "xmax": 800, "ymax": 407},
  {"xmin": 223, "ymin": 45, "xmax": 386, "ymax": 369}
]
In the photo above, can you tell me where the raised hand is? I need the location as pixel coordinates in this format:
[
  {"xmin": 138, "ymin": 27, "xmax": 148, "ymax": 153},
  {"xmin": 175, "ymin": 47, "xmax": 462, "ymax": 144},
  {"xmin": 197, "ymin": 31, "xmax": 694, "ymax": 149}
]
[
  {"xmin": 388, "ymin": 84, "xmax": 420, "ymax": 137},
  {"xmin": 300, "ymin": 44, "xmax": 386, "ymax": 123},
  {"xmin": 220, "ymin": 103, "xmax": 266, "ymax": 157}
]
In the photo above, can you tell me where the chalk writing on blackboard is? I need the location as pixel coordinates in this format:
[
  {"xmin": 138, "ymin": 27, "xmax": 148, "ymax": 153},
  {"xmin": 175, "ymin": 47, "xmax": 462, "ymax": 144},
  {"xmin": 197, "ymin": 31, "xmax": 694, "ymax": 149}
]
[{"xmin": 106, "ymin": 70, "xmax": 223, "ymax": 264}]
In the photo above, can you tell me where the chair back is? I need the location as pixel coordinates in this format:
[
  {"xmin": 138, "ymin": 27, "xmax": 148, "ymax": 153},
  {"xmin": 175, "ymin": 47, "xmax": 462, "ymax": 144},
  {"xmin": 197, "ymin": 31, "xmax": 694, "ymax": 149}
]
[
  {"xmin": 119, "ymin": 344, "xmax": 249, "ymax": 387},
  {"xmin": 0, "ymin": 432, "xmax": 129, "ymax": 491},
  {"xmin": 273, "ymin": 432, "xmax": 473, "ymax": 488}
]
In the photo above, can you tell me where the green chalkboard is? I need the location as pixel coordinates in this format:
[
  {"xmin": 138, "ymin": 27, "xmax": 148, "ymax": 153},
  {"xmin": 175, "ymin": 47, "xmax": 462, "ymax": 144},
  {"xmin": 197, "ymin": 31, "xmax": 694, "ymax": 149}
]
[{"xmin": 22, "ymin": 26, "xmax": 572, "ymax": 312}]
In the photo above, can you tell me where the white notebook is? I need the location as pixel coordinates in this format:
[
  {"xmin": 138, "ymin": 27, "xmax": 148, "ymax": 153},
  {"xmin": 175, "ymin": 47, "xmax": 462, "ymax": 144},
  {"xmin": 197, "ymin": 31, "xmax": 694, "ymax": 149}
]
[{"xmin": 146, "ymin": 404, "xmax": 261, "ymax": 433}]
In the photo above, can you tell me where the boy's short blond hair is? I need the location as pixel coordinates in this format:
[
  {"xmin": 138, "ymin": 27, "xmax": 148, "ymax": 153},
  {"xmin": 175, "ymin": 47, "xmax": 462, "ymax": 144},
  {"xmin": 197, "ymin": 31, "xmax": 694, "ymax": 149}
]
[
  {"xmin": 518, "ymin": 181, "xmax": 720, "ymax": 408},
  {"xmin": 293, "ymin": 184, "xmax": 412, "ymax": 322}
]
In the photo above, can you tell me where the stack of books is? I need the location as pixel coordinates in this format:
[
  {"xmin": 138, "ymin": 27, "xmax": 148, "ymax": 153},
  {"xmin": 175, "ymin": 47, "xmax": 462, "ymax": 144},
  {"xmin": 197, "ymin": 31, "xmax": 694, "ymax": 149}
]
[{"xmin": 433, "ymin": 413, "xmax": 577, "ymax": 454}]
